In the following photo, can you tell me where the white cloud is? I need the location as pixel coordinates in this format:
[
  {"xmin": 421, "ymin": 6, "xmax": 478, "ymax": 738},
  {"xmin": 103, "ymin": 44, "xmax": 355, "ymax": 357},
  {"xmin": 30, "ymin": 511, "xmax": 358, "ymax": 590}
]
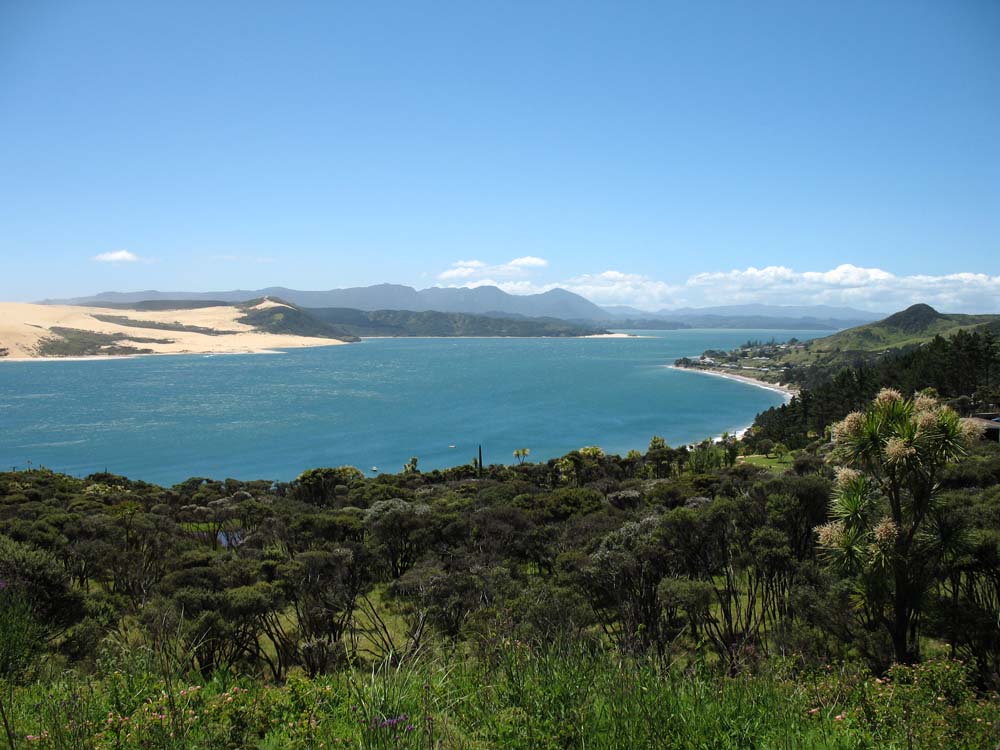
[
  {"xmin": 508, "ymin": 256, "xmax": 548, "ymax": 268},
  {"xmin": 92, "ymin": 249, "xmax": 140, "ymax": 263},
  {"xmin": 682, "ymin": 264, "xmax": 1000, "ymax": 312},
  {"xmin": 437, "ymin": 256, "xmax": 550, "ymax": 282},
  {"xmin": 435, "ymin": 260, "xmax": 1000, "ymax": 313},
  {"xmin": 562, "ymin": 271, "xmax": 681, "ymax": 309},
  {"xmin": 438, "ymin": 262, "xmax": 484, "ymax": 281}
]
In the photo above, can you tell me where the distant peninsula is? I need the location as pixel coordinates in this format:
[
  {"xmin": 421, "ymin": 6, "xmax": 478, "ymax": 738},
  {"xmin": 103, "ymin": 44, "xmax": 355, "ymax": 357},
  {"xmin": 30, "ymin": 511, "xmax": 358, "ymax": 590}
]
[
  {"xmin": 0, "ymin": 298, "xmax": 610, "ymax": 359},
  {"xmin": 673, "ymin": 303, "xmax": 1000, "ymax": 391}
]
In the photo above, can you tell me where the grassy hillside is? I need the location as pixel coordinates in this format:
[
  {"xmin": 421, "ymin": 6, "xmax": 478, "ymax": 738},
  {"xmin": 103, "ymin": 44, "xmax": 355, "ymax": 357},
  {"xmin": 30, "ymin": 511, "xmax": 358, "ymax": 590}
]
[
  {"xmin": 677, "ymin": 305, "xmax": 1000, "ymax": 388},
  {"xmin": 306, "ymin": 307, "xmax": 608, "ymax": 337},
  {"xmin": 783, "ymin": 304, "xmax": 1000, "ymax": 363}
]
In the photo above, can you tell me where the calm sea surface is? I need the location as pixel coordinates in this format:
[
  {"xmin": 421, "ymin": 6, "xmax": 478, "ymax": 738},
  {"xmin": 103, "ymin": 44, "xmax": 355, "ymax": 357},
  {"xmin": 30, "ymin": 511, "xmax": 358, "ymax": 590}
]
[{"xmin": 0, "ymin": 330, "xmax": 818, "ymax": 485}]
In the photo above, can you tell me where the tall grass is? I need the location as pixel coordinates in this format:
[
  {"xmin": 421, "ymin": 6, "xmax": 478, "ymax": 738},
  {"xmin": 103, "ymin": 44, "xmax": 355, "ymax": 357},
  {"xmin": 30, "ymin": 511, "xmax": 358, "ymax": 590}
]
[{"xmin": 3, "ymin": 641, "xmax": 997, "ymax": 749}]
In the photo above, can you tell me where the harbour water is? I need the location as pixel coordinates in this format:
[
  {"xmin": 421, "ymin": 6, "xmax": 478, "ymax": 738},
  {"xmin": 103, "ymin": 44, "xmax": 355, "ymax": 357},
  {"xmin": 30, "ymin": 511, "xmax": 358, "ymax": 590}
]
[{"xmin": 0, "ymin": 330, "xmax": 816, "ymax": 485}]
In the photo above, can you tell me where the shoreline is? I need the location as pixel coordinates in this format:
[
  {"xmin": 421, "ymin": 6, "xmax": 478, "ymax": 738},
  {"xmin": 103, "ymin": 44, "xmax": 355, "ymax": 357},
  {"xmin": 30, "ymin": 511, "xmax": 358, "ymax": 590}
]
[
  {"xmin": 0, "ymin": 332, "xmax": 643, "ymax": 360},
  {"xmin": 359, "ymin": 333, "xmax": 636, "ymax": 339},
  {"xmin": 666, "ymin": 365, "xmax": 798, "ymax": 400},
  {"xmin": 0, "ymin": 342, "xmax": 349, "ymax": 362}
]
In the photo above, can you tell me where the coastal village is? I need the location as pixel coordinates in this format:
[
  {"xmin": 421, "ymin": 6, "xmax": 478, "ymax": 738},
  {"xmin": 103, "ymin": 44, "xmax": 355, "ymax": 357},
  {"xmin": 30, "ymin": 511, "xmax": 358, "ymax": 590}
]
[{"xmin": 674, "ymin": 338, "xmax": 807, "ymax": 387}]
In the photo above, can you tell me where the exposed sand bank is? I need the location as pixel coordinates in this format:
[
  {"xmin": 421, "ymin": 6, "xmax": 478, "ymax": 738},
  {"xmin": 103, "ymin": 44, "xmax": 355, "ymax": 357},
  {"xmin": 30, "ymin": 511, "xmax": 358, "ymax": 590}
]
[{"xmin": 0, "ymin": 302, "xmax": 350, "ymax": 359}]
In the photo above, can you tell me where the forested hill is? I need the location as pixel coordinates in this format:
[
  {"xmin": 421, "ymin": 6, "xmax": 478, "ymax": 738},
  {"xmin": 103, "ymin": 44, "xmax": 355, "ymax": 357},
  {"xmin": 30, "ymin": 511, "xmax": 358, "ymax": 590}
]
[
  {"xmin": 749, "ymin": 326, "xmax": 1000, "ymax": 449},
  {"xmin": 304, "ymin": 307, "xmax": 608, "ymax": 337}
]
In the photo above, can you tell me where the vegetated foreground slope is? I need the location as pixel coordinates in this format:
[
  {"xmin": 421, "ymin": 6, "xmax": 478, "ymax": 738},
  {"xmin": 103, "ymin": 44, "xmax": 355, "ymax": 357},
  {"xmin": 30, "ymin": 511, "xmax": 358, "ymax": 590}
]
[
  {"xmin": 0, "ymin": 426, "xmax": 1000, "ymax": 750},
  {"xmin": 2, "ymin": 384, "xmax": 999, "ymax": 747}
]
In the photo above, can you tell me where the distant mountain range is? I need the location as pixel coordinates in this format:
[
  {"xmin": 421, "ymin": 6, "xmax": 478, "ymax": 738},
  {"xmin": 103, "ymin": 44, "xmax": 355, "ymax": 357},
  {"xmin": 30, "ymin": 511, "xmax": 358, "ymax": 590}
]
[
  {"xmin": 43, "ymin": 284, "xmax": 609, "ymax": 321},
  {"xmin": 42, "ymin": 285, "xmax": 885, "ymax": 330}
]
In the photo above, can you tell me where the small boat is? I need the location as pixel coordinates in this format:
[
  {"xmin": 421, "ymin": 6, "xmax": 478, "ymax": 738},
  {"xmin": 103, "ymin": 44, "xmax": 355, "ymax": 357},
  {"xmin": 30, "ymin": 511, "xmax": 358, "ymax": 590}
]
[
  {"xmin": 448, "ymin": 444, "xmax": 456, "ymax": 449},
  {"xmin": 370, "ymin": 466, "xmax": 379, "ymax": 473}
]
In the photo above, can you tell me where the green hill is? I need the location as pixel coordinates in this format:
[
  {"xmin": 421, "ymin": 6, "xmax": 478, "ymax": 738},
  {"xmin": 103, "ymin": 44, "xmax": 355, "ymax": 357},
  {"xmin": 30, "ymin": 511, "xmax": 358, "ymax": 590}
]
[
  {"xmin": 234, "ymin": 299, "xmax": 360, "ymax": 341},
  {"xmin": 808, "ymin": 303, "xmax": 997, "ymax": 350},
  {"xmin": 304, "ymin": 307, "xmax": 608, "ymax": 337},
  {"xmin": 776, "ymin": 304, "xmax": 1000, "ymax": 371},
  {"xmin": 676, "ymin": 304, "xmax": 1000, "ymax": 389}
]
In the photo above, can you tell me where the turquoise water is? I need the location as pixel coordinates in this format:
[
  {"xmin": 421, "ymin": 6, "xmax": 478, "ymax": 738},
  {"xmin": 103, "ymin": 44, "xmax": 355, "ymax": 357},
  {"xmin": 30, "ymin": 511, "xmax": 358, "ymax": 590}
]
[{"xmin": 0, "ymin": 330, "xmax": 816, "ymax": 485}]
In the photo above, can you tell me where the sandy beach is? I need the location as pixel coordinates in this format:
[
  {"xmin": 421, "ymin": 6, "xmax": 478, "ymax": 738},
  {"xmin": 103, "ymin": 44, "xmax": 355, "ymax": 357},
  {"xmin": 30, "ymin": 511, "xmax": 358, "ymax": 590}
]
[
  {"xmin": 666, "ymin": 364, "xmax": 798, "ymax": 400},
  {"xmin": 0, "ymin": 301, "xmax": 350, "ymax": 359}
]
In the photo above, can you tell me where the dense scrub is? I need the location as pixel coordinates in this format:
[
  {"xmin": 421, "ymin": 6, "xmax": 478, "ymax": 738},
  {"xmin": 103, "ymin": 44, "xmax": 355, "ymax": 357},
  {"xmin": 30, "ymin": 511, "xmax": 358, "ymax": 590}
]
[{"xmin": 1, "ymin": 393, "xmax": 999, "ymax": 747}]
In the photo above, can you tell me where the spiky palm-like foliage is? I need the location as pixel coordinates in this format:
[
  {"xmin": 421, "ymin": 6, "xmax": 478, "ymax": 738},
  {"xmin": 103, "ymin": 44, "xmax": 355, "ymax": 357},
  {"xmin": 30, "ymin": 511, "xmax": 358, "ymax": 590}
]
[{"xmin": 817, "ymin": 389, "xmax": 982, "ymax": 665}]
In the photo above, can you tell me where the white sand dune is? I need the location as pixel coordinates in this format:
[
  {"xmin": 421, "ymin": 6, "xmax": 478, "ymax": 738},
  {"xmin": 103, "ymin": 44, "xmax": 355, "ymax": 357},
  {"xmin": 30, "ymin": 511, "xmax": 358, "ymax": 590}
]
[{"xmin": 0, "ymin": 301, "xmax": 350, "ymax": 359}]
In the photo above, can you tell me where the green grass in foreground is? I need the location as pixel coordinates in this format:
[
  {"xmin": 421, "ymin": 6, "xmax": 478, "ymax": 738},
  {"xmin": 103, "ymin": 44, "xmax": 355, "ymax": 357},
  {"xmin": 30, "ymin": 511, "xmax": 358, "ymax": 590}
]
[{"xmin": 3, "ymin": 643, "xmax": 997, "ymax": 750}]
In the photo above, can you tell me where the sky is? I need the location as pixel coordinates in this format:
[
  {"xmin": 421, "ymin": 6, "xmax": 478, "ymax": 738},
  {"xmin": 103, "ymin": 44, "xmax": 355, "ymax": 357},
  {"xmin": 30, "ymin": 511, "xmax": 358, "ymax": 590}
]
[{"xmin": 1, "ymin": 1, "xmax": 998, "ymax": 312}]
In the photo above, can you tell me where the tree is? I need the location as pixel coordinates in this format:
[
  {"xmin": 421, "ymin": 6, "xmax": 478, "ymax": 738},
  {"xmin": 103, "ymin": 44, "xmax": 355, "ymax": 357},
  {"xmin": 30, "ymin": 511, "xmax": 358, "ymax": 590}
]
[
  {"xmin": 721, "ymin": 432, "xmax": 740, "ymax": 468},
  {"xmin": 816, "ymin": 389, "xmax": 981, "ymax": 664},
  {"xmin": 364, "ymin": 499, "xmax": 431, "ymax": 578},
  {"xmin": 513, "ymin": 448, "xmax": 530, "ymax": 465},
  {"xmin": 757, "ymin": 439, "xmax": 775, "ymax": 458},
  {"xmin": 292, "ymin": 467, "xmax": 364, "ymax": 506}
]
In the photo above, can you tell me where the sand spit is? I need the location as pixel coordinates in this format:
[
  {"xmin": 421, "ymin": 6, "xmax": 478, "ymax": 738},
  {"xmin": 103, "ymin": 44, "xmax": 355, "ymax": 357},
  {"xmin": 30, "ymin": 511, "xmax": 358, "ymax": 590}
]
[{"xmin": 0, "ymin": 302, "xmax": 349, "ymax": 360}]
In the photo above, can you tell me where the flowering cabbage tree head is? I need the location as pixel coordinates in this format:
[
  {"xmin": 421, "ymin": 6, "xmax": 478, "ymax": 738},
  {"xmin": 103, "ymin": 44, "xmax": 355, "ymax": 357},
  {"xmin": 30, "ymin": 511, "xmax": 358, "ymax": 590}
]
[{"xmin": 831, "ymin": 391, "xmax": 973, "ymax": 475}]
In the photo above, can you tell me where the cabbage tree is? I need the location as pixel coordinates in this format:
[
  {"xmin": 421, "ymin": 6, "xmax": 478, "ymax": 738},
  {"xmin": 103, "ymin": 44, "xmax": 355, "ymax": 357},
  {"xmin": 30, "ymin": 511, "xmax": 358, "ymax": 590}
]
[{"xmin": 817, "ymin": 389, "xmax": 982, "ymax": 664}]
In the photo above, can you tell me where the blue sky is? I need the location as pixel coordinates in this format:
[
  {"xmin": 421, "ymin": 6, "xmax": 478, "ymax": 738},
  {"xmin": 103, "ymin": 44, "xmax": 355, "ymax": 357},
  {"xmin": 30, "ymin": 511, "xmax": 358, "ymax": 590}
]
[{"xmin": 1, "ymin": 1, "xmax": 998, "ymax": 311}]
